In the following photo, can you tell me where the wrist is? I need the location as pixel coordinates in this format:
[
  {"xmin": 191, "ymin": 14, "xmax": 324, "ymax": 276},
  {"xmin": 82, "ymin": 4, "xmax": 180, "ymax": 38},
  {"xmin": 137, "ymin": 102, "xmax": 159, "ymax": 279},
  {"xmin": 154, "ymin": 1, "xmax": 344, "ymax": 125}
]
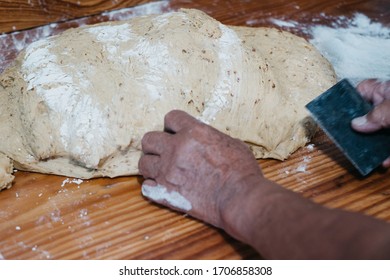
[{"xmin": 217, "ymin": 173, "xmax": 281, "ymax": 243}]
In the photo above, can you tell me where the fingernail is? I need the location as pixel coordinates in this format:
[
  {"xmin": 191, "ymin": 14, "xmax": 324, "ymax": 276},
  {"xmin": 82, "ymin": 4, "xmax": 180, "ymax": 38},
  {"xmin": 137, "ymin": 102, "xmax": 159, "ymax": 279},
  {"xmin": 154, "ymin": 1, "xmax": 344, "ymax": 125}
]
[
  {"xmin": 383, "ymin": 157, "xmax": 390, "ymax": 168},
  {"xmin": 352, "ymin": 115, "xmax": 367, "ymax": 127}
]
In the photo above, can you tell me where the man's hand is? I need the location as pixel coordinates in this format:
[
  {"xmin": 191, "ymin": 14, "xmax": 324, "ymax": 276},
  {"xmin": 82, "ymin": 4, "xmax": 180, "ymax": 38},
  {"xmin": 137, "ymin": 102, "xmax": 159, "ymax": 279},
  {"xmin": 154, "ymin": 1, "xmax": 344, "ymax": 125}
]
[
  {"xmin": 139, "ymin": 110, "xmax": 390, "ymax": 260},
  {"xmin": 138, "ymin": 110, "xmax": 263, "ymax": 228},
  {"xmin": 351, "ymin": 79, "xmax": 390, "ymax": 167}
]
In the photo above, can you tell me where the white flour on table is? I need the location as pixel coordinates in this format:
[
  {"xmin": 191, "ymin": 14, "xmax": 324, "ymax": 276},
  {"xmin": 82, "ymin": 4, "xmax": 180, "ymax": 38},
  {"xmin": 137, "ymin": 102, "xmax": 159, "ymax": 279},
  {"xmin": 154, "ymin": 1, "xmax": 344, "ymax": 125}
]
[
  {"xmin": 267, "ymin": 13, "xmax": 390, "ymax": 85},
  {"xmin": 309, "ymin": 14, "xmax": 390, "ymax": 85}
]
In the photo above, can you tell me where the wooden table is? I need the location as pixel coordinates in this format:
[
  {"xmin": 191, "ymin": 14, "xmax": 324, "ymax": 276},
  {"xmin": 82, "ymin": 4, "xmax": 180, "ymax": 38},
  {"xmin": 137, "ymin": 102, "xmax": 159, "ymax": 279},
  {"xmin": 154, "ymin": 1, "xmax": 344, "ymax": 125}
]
[{"xmin": 0, "ymin": 0, "xmax": 389, "ymax": 260}]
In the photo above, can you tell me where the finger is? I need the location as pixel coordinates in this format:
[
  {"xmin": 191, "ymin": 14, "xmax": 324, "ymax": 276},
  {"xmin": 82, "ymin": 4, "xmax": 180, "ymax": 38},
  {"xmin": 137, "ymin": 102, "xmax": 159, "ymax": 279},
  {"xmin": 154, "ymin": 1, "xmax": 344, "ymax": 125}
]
[
  {"xmin": 138, "ymin": 154, "xmax": 161, "ymax": 179},
  {"xmin": 141, "ymin": 179, "xmax": 157, "ymax": 188},
  {"xmin": 351, "ymin": 100, "xmax": 390, "ymax": 133},
  {"xmin": 141, "ymin": 131, "xmax": 173, "ymax": 155},
  {"xmin": 164, "ymin": 110, "xmax": 201, "ymax": 133},
  {"xmin": 383, "ymin": 157, "xmax": 390, "ymax": 168},
  {"xmin": 357, "ymin": 80, "xmax": 390, "ymax": 105}
]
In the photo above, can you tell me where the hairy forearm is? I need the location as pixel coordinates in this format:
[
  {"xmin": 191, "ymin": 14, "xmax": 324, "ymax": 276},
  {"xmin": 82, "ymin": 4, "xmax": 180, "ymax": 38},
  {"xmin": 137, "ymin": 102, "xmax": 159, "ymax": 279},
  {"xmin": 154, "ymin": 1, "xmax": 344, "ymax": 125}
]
[{"xmin": 219, "ymin": 175, "xmax": 390, "ymax": 259}]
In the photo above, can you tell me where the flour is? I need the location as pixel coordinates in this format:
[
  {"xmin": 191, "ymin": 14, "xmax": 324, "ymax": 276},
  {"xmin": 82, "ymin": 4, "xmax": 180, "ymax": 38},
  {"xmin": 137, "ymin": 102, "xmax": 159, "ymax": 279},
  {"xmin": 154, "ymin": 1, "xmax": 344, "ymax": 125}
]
[
  {"xmin": 296, "ymin": 164, "xmax": 307, "ymax": 173},
  {"xmin": 306, "ymin": 144, "xmax": 315, "ymax": 151},
  {"xmin": 269, "ymin": 19, "xmax": 298, "ymax": 28},
  {"xmin": 81, "ymin": 216, "xmax": 91, "ymax": 227},
  {"xmin": 50, "ymin": 209, "xmax": 62, "ymax": 223},
  {"xmin": 61, "ymin": 178, "xmax": 84, "ymax": 187},
  {"xmin": 22, "ymin": 40, "xmax": 61, "ymax": 90},
  {"xmin": 94, "ymin": 12, "xmax": 183, "ymax": 102},
  {"xmin": 122, "ymin": 39, "xmax": 176, "ymax": 101},
  {"xmin": 268, "ymin": 13, "xmax": 390, "ymax": 85},
  {"xmin": 303, "ymin": 156, "xmax": 311, "ymax": 163},
  {"xmin": 87, "ymin": 23, "xmax": 134, "ymax": 43},
  {"xmin": 21, "ymin": 35, "xmax": 109, "ymax": 167},
  {"xmin": 200, "ymin": 24, "xmax": 242, "ymax": 123},
  {"xmin": 0, "ymin": 24, "xmax": 56, "ymax": 53},
  {"xmin": 101, "ymin": 1, "xmax": 170, "ymax": 21},
  {"xmin": 79, "ymin": 208, "xmax": 88, "ymax": 218},
  {"xmin": 17, "ymin": 241, "xmax": 52, "ymax": 259},
  {"xmin": 152, "ymin": 11, "xmax": 177, "ymax": 27},
  {"xmin": 294, "ymin": 154, "xmax": 312, "ymax": 174},
  {"xmin": 310, "ymin": 14, "xmax": 390, "ymax": 84},
  {"xmin": 142, "ymin": 184, "xmax": 192, "ymax": 211}
]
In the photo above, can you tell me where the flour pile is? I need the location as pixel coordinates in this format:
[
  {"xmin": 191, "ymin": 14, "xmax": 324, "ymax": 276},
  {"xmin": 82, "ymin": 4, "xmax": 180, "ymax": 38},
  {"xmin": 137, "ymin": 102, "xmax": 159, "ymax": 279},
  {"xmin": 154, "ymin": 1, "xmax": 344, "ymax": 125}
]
[
  {"xmin": 309, "ymin": 14, "xmax": 390, "ymax": 85},
  {"xmin": 267, "ymin": 13, "xmax": 390, "ymax": 85}
]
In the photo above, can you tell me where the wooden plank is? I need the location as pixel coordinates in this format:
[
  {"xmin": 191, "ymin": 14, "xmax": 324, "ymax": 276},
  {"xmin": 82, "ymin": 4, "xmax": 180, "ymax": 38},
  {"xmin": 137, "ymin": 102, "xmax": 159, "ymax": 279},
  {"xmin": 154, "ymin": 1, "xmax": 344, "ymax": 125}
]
[
  {"xmin": 0, "ymin": 0, "xmax": 160, "ymax": 33},
  {"xmin": 0, "ymin": 173, "xmax": 258, "ymax": 259},
  {"xmin": 0, "ymin": 0, "xmax": 389, "ymax": 260}
]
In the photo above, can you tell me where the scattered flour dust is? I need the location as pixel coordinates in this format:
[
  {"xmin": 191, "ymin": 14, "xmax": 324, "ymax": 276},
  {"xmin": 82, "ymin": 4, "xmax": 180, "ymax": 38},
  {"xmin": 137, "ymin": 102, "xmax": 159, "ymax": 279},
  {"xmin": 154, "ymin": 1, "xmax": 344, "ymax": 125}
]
[
  {"xmin": 296, "ymin": 164, "xmax": 307, "ymax": 173},
  {"xmin": 268, "ymin": 13, "xmax": 390, "ymax": 85},
  {"xmin": 269, "ymin": 18, "xmax": 299, "ymax": 28},
  {"xmin": 142, "ymin": 184, "xmax": 192, "ymax": 211},
  {"xmin": 296, "ymin": 156, "xmax": 312, "ymax": 174},
  {"xmin": 306, "ymin": 144, "xmax": 315, "ymax": 152},
  {"xmin": 17, "ymin": 241, "xmax": 52, "ymax": 259},
  {"xmin": 61, "ymin": 178, "xmax": 84, "ymax": 187},
  {"xmin": 281, "ymin": 152, "xmax": 313, "ymax": 176}
]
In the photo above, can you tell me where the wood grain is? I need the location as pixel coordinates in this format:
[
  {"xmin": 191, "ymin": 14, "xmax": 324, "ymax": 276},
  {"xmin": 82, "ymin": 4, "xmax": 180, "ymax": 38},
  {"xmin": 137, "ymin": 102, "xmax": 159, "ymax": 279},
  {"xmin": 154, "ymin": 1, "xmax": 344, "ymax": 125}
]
[
  {"xmin": 0, "ymin": 0, "xmax": 159, "ymax": 33},
  {"xmin": 1, "ymin": 0, "xmax": 389, "ymax": 34},
  {"xmin": 0, "ymin": 0, "xmax": 389, "ymax": 260},
  {"xmin": 0, "ymin": 173, "xmax": 257, "ymax": 259}
]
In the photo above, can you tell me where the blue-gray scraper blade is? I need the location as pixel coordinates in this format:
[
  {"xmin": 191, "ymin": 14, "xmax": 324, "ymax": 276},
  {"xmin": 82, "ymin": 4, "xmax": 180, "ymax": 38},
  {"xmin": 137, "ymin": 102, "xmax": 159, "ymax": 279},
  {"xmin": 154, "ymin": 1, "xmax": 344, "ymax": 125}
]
[{"xmin": 306, "ymin": 79, "xmax": 390, "ymax": 176}]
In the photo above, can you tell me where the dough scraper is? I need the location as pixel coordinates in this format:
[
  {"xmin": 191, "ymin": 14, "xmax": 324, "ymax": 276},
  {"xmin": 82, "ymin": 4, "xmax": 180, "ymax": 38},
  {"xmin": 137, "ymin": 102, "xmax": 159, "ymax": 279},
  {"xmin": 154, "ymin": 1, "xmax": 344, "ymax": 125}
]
[{"xmin": 306, "ymin": 79, "xmax": 390, "ymax": 176}]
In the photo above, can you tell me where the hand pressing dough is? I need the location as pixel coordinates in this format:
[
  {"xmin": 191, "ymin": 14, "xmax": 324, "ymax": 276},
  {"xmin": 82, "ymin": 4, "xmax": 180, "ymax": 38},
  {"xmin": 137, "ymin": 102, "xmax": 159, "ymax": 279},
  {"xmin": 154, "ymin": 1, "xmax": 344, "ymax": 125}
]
[{"xmin": 0, "ymin": 9, "xmax": 336, "ymax": 188}]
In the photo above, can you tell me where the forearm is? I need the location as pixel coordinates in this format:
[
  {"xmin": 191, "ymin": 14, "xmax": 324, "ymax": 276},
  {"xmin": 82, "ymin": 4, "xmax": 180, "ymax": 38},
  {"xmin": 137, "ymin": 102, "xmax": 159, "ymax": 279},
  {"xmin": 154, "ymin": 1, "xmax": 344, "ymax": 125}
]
[{"xmin": 219, "ymin": 175, "xmax": 390, "ymax": 259}]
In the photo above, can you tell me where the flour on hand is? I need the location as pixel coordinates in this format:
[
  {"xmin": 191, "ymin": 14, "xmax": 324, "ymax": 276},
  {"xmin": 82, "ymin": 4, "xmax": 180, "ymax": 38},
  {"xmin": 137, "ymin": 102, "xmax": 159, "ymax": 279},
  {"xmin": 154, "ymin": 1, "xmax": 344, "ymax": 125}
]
[{"xmin": 142, "ymin": 184, "xmax": 192, "ymax": 212}]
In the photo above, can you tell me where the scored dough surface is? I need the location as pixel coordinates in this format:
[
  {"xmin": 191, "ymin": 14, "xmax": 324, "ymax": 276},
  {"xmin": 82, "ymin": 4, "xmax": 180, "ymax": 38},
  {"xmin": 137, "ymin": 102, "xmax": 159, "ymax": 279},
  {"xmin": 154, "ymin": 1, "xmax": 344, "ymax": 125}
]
[{"xmin": 0, "ymin": 9, "xmax": 336, "ymax": 189}]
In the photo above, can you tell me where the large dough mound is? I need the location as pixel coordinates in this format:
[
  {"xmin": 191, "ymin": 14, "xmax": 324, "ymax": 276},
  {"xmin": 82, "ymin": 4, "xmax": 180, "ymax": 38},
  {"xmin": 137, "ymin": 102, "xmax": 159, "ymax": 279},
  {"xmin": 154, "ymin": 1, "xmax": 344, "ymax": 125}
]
[{"xmin": 0, "ymin": 9, "xmax": 336, "ymax": 189}]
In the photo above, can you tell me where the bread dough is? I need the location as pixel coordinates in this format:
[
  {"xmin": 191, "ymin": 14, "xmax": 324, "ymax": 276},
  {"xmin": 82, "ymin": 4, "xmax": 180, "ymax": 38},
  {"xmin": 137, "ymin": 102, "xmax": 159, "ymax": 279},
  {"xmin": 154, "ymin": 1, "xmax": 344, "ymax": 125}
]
[
  {"xmin": 0, "ymin": 154, "xmax": 14, "ymax": 190},
  {"xmin": 0, "ymin": 9, "xmax": 336, "ymax": 188}
]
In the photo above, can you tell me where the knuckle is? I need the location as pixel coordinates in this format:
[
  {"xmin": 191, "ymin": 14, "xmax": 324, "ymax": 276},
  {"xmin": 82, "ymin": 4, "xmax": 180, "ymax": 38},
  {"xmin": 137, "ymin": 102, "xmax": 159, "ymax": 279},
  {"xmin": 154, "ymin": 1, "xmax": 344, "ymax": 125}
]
[
  {"xmin": 141, "ymin": 131, "xmax": 154, "ymax": 148},
  {"xmin": 165, "ymin": 109, "xmax": 182, "ymax": 122}
]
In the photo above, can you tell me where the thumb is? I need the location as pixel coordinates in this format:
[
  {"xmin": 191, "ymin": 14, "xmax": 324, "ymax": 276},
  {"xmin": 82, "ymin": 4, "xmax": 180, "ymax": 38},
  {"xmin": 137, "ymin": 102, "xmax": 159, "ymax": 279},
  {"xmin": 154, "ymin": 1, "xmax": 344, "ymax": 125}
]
[
  {"xmin": 383, "ymin": 157, "xmax": 390, "ymax": 168},
  {"xmin": 351, "ymin": 100, "xmax": 390, "ymax": 133}
]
